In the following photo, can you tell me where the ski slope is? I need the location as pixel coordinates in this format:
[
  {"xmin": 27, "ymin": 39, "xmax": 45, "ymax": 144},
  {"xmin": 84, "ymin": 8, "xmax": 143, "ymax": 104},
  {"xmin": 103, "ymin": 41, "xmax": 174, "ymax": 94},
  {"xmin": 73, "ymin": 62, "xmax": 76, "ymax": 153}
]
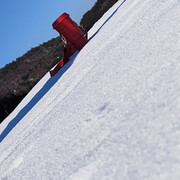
[{"xmin": 1, "ymin": 0, "xmax": 180, "ymax": 179}]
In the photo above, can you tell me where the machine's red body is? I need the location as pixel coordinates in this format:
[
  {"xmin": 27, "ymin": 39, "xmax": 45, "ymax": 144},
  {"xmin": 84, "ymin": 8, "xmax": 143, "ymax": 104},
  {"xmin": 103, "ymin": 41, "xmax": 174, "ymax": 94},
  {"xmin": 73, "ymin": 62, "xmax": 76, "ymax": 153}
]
[{"xmin": 50, "ymin": 13, "xmax": 88, "ymax": 77}]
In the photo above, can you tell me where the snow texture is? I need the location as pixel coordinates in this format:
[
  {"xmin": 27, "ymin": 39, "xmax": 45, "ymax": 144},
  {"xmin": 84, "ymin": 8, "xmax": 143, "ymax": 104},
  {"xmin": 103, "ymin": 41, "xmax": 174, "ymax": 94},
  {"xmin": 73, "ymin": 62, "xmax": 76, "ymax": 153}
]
[{"xmin": 1, "ymin": 0, "xmax": 180, "ymax": 179}]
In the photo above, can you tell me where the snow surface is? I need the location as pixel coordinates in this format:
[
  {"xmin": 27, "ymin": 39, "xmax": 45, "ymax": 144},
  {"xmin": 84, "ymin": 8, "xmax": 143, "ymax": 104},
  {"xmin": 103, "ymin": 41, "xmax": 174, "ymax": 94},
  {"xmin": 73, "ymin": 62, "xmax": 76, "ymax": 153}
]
[{"xmin": 1, "ymin": 0, "xmax": 180, "ymax": 179}]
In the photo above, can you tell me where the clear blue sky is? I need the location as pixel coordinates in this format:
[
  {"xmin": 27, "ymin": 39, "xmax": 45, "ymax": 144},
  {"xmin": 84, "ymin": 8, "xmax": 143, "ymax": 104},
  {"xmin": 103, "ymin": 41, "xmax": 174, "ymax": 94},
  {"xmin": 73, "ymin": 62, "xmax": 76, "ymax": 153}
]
[{"xmin": 0, "ymin": 0, "xmax": 97, "ymax": 68}]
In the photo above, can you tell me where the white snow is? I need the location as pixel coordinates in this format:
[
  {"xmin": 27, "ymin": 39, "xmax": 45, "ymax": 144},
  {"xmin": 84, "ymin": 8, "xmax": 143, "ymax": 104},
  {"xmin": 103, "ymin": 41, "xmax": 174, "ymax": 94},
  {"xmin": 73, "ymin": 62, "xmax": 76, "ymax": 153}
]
[{"xmin": 1, "ymin": 0, "xmax": 180, "ymax": 179}]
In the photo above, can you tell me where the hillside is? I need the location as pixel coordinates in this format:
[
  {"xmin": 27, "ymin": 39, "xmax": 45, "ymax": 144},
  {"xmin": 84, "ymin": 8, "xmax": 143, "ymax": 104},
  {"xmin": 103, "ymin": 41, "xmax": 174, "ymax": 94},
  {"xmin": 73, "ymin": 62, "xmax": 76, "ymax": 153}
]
[
  {"xmin": 80, "ymin": 0, "xmax": 118, "ymax": 30},
  {"xmin": 0, "ymin": 37, "xmax": 63, "ymax": 123},
  {"xmin": 0, "ymin": 0, "xmax": 118, "ymax": 123},
  {"xmin": 0, "ymin": 0, "xmax": 180, "ymax": 179}
]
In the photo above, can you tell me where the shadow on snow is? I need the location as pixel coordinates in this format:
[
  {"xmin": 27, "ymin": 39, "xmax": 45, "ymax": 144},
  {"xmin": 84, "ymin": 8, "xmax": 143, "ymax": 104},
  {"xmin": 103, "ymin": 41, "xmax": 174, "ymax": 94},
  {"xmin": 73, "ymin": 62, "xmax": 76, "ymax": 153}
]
[
  {"xmin": 89, "ymin": 0, "xmax": 126, "ymax": 41},
  {"xmin": 0, "ymin": 52, "xmax": 78, "ymax": 142}
]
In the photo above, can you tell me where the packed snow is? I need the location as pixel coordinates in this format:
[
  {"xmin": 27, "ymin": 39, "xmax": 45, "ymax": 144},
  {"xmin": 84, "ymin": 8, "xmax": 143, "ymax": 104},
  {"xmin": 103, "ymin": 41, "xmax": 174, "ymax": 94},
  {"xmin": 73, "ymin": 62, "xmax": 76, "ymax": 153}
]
[{"xmin": 1, "ymin": 0, "xmax": 180, "ymax": 179}]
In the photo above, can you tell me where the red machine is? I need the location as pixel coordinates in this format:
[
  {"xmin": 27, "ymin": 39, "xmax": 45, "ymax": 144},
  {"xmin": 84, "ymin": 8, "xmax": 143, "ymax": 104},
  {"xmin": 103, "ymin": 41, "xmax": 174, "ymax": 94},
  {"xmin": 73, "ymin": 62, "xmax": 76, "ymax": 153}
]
[{"xmin": 50, "ymin": 13, "xmax": 88, "ymax": 77}]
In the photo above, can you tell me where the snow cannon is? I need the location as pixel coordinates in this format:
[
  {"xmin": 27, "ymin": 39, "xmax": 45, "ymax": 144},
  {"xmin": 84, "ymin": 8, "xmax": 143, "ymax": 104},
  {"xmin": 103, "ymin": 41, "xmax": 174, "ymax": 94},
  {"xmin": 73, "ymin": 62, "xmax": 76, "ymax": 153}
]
[
  {"xmin": 50, "ymin": 13, "xmax": 87, "ymax": 77},
  {"xmin": 52, "ymin": 13, "xmax": 87, "ymax": 50}
]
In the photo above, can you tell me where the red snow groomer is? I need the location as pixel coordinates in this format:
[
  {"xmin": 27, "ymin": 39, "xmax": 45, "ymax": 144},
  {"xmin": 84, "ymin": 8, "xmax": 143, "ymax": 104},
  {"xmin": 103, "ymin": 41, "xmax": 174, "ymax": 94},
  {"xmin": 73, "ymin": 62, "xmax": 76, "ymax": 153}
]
[{"xmin": 50, "ymin": 13, "xmax": 88, "ymax": 77}]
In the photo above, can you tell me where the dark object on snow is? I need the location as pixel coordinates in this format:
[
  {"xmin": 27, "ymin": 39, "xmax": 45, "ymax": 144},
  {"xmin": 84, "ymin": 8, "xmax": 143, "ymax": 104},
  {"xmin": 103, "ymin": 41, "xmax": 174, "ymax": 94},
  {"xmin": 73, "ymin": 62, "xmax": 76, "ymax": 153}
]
[{"xmin": 50, "ymin": 13, "xmax": 88, "ymax": 77}]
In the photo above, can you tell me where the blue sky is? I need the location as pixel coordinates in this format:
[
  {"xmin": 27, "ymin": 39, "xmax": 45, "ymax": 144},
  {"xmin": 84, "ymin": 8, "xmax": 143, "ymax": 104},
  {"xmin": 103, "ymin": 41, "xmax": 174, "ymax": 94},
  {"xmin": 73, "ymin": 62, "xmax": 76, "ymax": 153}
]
[{"xmin": 0, "ymin": 0, "xmax": 97, "ymax": 68}]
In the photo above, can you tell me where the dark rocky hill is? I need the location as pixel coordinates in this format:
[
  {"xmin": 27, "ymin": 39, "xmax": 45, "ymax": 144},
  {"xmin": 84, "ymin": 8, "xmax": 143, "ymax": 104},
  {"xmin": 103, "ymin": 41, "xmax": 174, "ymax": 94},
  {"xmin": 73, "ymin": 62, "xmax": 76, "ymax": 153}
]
[
  {"xmin": 0, "ymin": 37, "xmax": 64, "ymax": 122},
  {"xmin": 80, "ymin": 0, "xmax": 118, "ymax": 31},
  {"xmin": 0, "ymin": 0, "xmax": 119, "ymax": 123}
]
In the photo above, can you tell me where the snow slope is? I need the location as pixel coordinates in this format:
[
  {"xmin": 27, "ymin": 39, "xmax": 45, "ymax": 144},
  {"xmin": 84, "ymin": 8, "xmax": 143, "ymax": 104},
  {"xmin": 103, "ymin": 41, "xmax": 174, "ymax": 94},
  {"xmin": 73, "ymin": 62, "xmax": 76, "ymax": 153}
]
[{"xmin": 1, "ymin": 0, "xmax": 180, "ymax": 179}]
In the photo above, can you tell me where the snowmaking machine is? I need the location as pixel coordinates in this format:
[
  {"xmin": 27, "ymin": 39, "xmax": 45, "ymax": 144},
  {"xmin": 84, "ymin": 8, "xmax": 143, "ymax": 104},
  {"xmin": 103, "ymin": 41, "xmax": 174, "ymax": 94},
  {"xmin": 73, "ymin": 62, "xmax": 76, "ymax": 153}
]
[{"xmin": 50, "ymin": 13, "xmax": 88, "ymax": 77}]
